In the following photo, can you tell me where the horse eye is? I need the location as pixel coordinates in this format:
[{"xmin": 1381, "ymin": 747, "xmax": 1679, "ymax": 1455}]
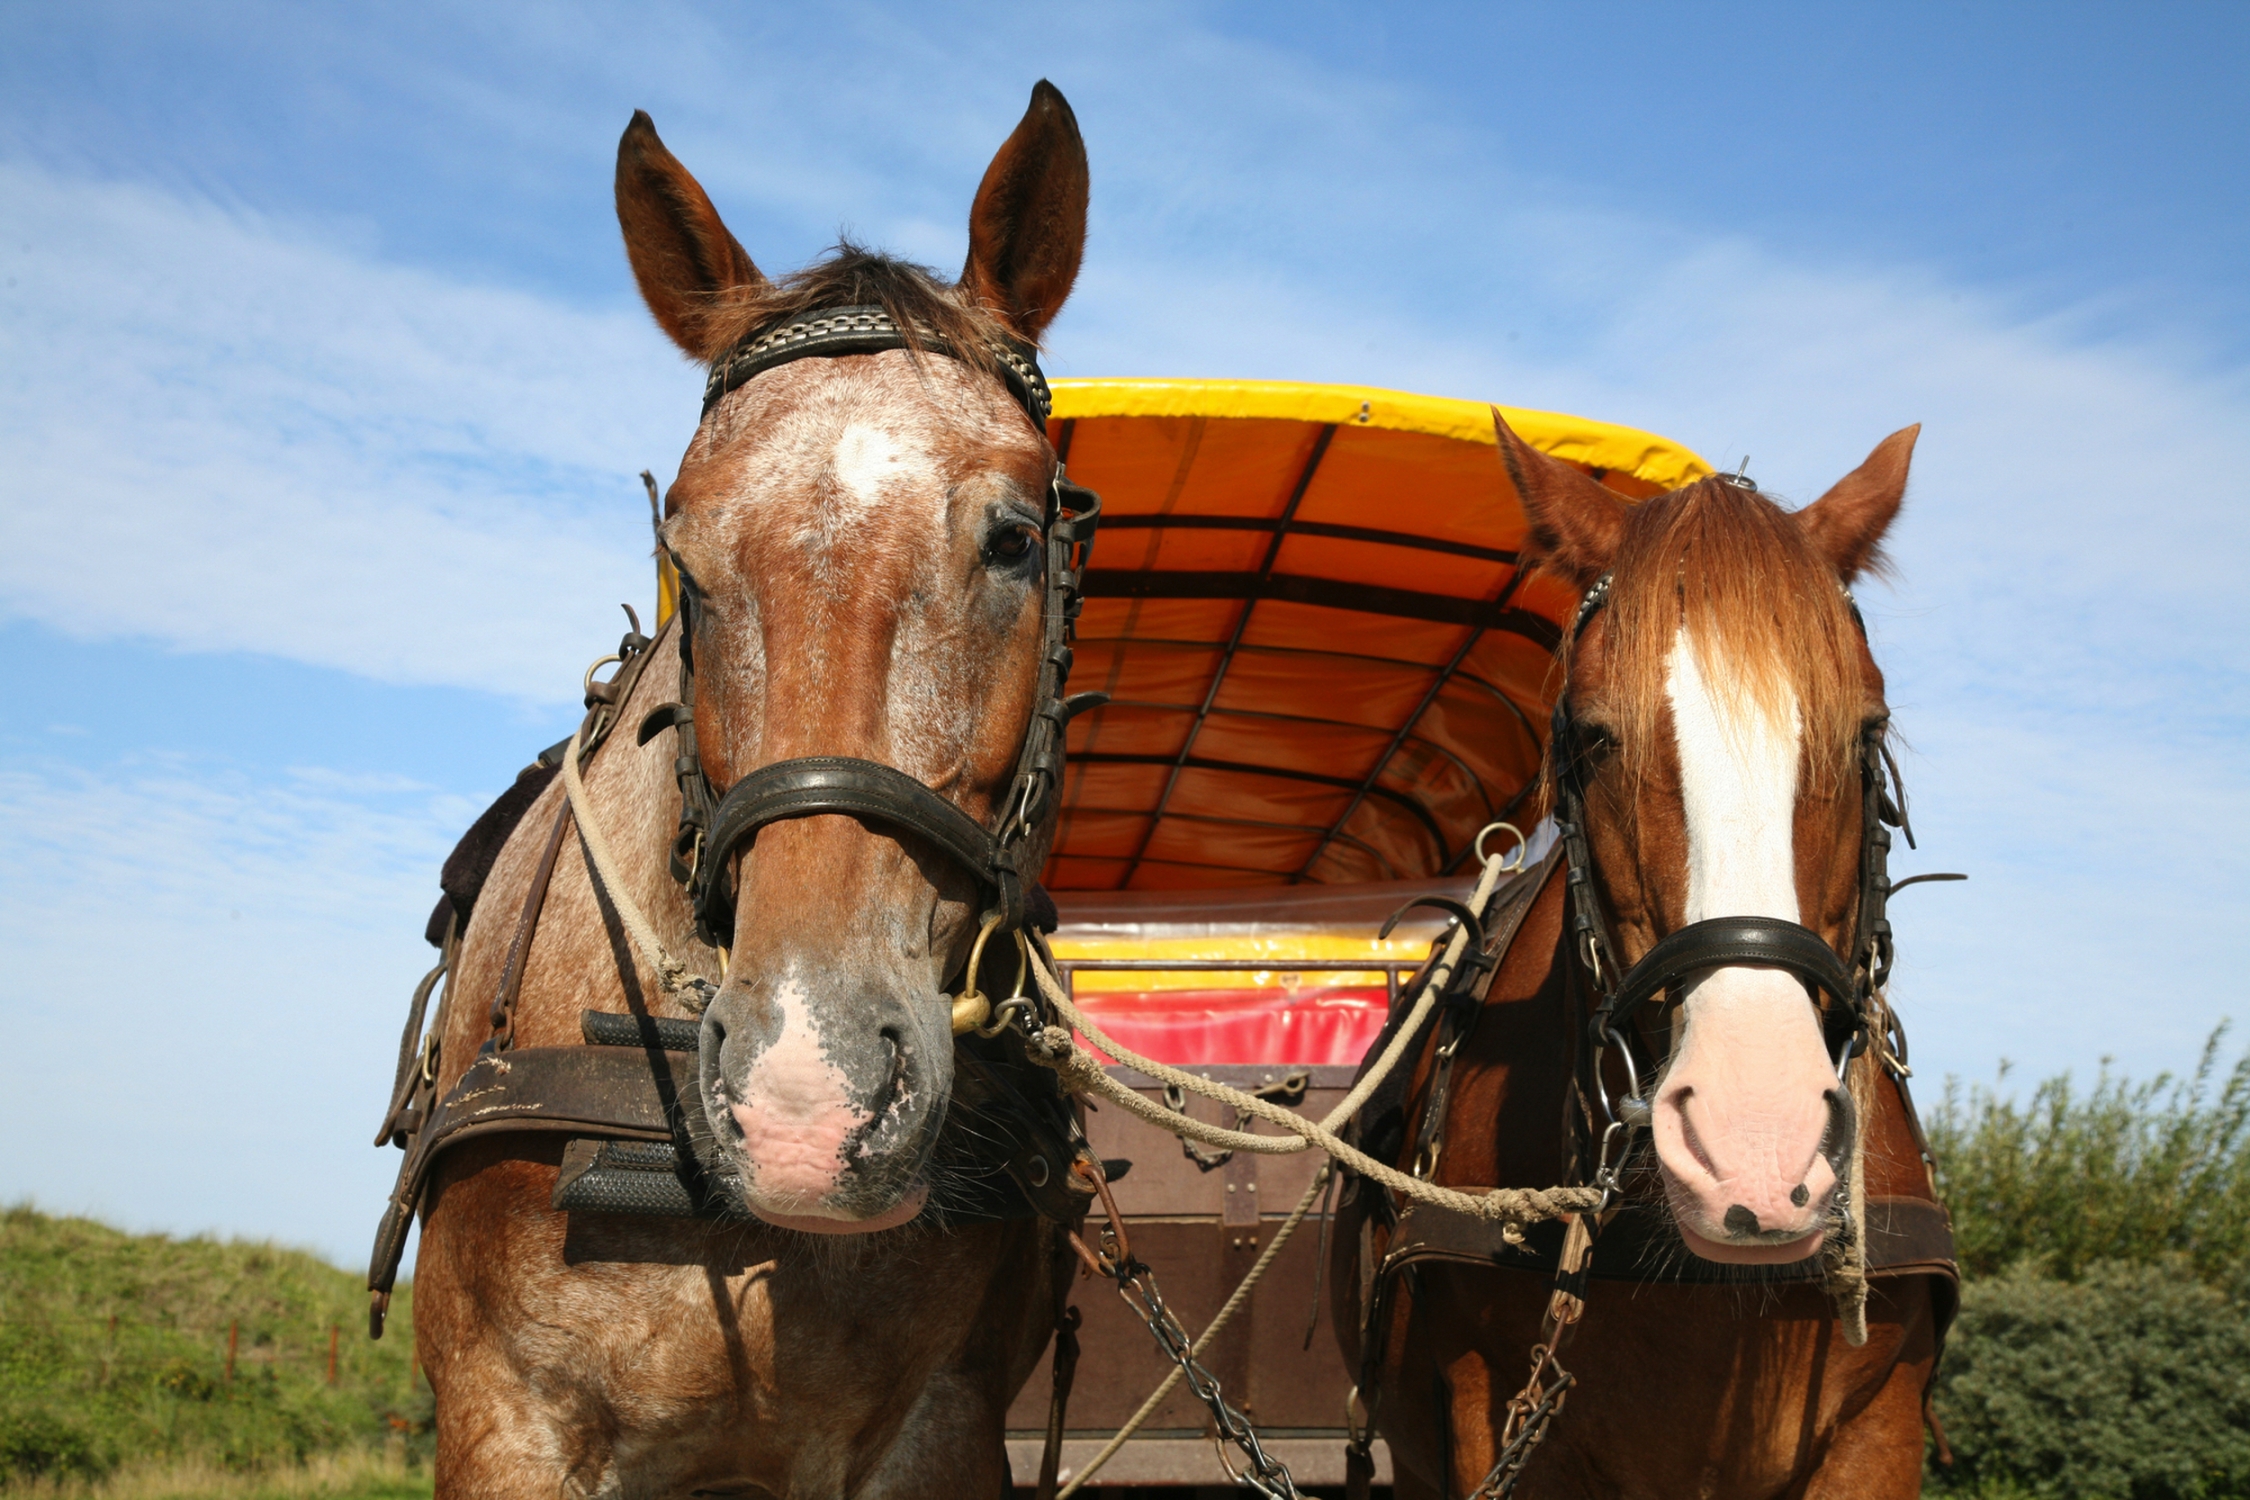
[{"xmin": 985, "ymin": 525, "xmax": 1038, "ymax": 565}]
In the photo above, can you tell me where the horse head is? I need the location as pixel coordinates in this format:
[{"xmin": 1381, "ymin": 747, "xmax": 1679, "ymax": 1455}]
[
  {"xmin": 1498, "ymin": 414, "xmax": 1918, "ymax": 1264},
  {"xmin": 615, "ymin": 85, "xmax": 1087, "ymax": 1232}
]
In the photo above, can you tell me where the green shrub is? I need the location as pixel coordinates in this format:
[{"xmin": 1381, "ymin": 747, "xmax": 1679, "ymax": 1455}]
[
  {"xmin": 1927, "ymin": 1030, "xmax": 2250, "ymax": 1287},
  {"xmin": 1931, "ymin": 1259, "xmax": 2250, "ymax": 1499},
  {"xmin": 0, "ymin": 1405, "xmax": 109, "ymax": 1481}
]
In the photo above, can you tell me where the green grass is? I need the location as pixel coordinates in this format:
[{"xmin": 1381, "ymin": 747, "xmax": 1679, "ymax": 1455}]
[
  {"xmin": 10, "ymin": 1451, "xmax": 431, "ymax": 1500},
  {"xmin": 0, "ymin": 1206, "xmax": 428, "ymax": 1488}
]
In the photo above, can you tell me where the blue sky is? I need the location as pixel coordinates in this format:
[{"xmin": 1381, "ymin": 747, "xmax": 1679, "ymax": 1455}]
[{"xmin": 3, "ymin": 1, "xmax": 2245, "ymax": 1266}]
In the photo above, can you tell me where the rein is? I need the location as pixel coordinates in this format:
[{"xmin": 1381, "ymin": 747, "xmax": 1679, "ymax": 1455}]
[{"xmin": 641, "ymin": 303, "xmax": 1103, "ymax": 962}]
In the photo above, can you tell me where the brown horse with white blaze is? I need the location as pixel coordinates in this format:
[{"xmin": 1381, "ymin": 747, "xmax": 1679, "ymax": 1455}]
[
  {"xmin": 1335, "ymin": 416, "xmax": 1953, "ymax": 1497},
  {"xmin": 408, "ymin": 84, "xmax": 1090, "ymax": 1496}
]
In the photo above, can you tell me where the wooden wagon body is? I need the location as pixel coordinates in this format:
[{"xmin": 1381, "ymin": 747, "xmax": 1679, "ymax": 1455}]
[{"xmin": 999, "ymin": 380, "xmax": 1710, "ymax": 1489}]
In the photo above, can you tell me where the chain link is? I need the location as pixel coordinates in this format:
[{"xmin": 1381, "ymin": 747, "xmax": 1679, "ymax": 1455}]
[
  {"xmin": 1468, "ymin": 1341, "xmax": 1577, "ymax": 1499},
  {"xmin": 1101, "ymin": 1241, "xmax": 1301, "ymax": 1499}
]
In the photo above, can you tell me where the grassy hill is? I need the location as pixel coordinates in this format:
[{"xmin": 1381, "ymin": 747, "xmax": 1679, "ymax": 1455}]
[{"xmin": 0, "ymin": 1205, "xmax": 429, "ymax": 1492}]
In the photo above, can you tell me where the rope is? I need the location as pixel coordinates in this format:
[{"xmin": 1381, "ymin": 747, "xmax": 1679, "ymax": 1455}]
[
  {"xmin": 1020, "ymin": 849, "xmax": 1601, "ymax": 1228},
  {"xmin": 1055, "ymin": 1165, "xmax": 1332, "ymax": 1499},
  {"xmin": 557, "ymin": 723, "xmax": 718, "ymax": 1012},
  {"xmin": 1824, "ymin": 1035, "xmax": 1875, "ymax": 1346}
]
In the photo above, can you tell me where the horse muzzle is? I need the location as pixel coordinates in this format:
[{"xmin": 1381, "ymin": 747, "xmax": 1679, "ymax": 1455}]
[
  {"xmin": 1649, "ymin": 973, "xmax": 1850, "ymax": 1264},
  {"xmin": 697, "ymin": 967, "xmax": 949, "ymax": 1230}
]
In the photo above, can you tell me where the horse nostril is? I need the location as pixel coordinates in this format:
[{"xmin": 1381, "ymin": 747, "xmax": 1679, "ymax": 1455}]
[
  {"xmin": 1791, "ymin": 1183, "xmax": 1811, "ymax": 1208},
  {"xmin": 1724, "ymin": 1205, "xmax": 1762, "ymax": 1237}
]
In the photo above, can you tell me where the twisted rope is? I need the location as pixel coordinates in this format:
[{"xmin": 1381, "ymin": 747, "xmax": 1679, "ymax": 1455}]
[
  {"xmin": 557, "ymin": 723, "xmax": 718, "ymax": 1013},
  {"xmin": 1022, "ymin": 849, "xmax": 1601, "ymax": 1228}
]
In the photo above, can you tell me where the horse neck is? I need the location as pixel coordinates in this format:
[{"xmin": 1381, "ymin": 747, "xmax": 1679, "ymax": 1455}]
[
  {"xmin": 1420, "ymin": 866, "xmax": 1580, "ymax": 1192},
  {"xmin": 514, "ymin": 616, "xmax": 715, "ymax": 1039}
]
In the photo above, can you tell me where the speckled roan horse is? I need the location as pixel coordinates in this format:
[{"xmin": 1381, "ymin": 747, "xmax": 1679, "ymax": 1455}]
[
  {"xmin": 409, "ymin": 86, "xmax": 1090, "ymax": 1497},
  {"xmin": 1335, "ymin": 419, "xmax": 1955, "ymax": 1498}
]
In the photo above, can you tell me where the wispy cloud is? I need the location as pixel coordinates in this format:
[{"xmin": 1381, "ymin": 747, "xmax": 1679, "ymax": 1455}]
[
  {"xmin": 0, "ymin": 0, "xmax": 2246, "ymax": 1264},
  {"xmin": 0, "ymin": 161, "xmax": 692, "ymax": 699}
]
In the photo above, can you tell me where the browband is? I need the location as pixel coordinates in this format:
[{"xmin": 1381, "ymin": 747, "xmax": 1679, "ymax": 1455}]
[{"xmin": 701, "ymin": 304, "xmax": 1054, "ymax": 430}]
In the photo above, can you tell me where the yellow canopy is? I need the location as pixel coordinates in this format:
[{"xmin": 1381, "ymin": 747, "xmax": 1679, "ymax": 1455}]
[{"xmin": 1038, "ymin": 377, "xmax": 1709, "ymax": 892}]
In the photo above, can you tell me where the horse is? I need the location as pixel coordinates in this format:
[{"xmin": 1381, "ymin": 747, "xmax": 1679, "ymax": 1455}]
[
  {"xmin": 393, "ymin": 83, "xmax": 1097, "ymax": 1498},
  {"xmin": 1332, "ymin": 415, "xmax": 1956, "ymax": 1498}
]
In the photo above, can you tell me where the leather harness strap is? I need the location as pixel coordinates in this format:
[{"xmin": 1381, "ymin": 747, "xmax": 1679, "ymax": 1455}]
[{"xmin": 701, "ymin": 304, "xmax": 1053, "ymax": 431}]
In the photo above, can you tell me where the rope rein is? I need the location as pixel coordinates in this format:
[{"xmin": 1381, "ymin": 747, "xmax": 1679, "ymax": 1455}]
[
  {"xmin": 556, "ymin": 721, "xmax": 718, "ymax": 1014},
  {"xmin": 1021, "ymin": 924, "xmax": 1599, "ymax": 1227},
  {"xmin": 557, "ymin": 716, "xmax": 1599, "ymax": 1227}
]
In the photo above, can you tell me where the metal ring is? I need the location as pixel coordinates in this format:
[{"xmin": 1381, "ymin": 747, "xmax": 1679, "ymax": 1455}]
[
  {"xmin": 974, "ymin": 935, "xmax": 1036, "ymax": 1038},
  {"xmin": 1604, "ymin": 1027, "xmax": 1644, "ymax": 1106},
  {"xmin": 950, "ymin": 911, "xmax": 1008, "ymax": 1036},
  {"xmin": 581, "ymin": 653, "xmax": 622, "ymax": 697},
  {"xmin": 1475, "ymin": 821, "xmax": 1529, "ymax": 872}
]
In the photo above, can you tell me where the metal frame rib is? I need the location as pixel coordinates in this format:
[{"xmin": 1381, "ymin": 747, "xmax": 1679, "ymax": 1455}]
[
  {"xmin": 1293, "ymin": 563, "xmax": 1535, "ymax": 881},
  {"xmin": 1112, "ymin": 423, "xmax": 1338, "ymax": 889}
]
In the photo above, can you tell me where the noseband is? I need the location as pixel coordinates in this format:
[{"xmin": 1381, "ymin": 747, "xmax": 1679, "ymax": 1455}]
[
  {"xmin": 1549, "ymin": 570, "xmax": 1915, "ymax": 1127},
  {"xmin": 636, "ymin": 304, "xmax": 1104, "ymax": 948}
]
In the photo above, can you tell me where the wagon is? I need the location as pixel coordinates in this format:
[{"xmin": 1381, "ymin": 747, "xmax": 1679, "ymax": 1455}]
[{"xmin": 995, "ymin": 379, "xmax": 1711, "ymax": 1489}]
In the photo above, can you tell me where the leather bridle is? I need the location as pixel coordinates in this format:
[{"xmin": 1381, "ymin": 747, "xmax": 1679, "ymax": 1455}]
[
  {"xmin": 1547, "ymin": 563, "xmax": 1918, "ymax": 1143},
  {"xmin": 634, "ymin": 304, "xmax": 1105, "ymax": 950}
]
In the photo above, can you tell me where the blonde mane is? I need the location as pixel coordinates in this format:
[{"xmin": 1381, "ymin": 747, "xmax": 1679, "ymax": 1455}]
[{"xmin": 1582, "ymin": 478, "xmax": 1866, "ymax": 790}]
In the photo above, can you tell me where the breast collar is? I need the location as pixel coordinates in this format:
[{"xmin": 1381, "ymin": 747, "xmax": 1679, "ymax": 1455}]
[
  {"xmin": 1548, "ymin": 572, "xmax": 1917, "ymax": 1114},
  {"xmin": 640, "ymin": 304, "xmax": 1103, "ymax": 947}
]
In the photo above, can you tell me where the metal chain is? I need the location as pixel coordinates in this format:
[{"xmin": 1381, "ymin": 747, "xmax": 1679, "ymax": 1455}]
[
  {"xmin": 1101, "ymin": 1245, "xmax": 1301, "ymax": 1499},
  {"xmin": 1468, "ymin": 1342, "xmax": 1577, "ymax": 1499}
]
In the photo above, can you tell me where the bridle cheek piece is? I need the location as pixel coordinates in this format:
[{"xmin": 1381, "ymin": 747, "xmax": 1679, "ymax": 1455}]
[
  {"xmin": 635, "ymin": 305, "xmax": 1104, "ymax": 957},
  {"xmin": 1550, "ymin": 572, "xmax": 1912, "ymax": 1139}
]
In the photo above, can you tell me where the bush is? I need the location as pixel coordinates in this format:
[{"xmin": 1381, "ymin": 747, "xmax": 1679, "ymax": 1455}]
[
  {"xmin": 1927, "ymin": 1030, "xmax": 2250, "ymax": 1287},
  {"xmin": 1931, "ymin": 1259, "xmax": 2250, "ymax": 1499},
  {"xmin": 0, "ymin": 1405, "xmax": 109, "ymax": 1482}
]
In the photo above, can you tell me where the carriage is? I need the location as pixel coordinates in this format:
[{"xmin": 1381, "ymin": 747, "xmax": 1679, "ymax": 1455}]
[
  {"xmin": 376, "ymin": 91, "xmax": 1957, "ymax": 1500},
  {"xmin": 986, "ymin": 377, "xmax": 1710, "ymax": 1489}
]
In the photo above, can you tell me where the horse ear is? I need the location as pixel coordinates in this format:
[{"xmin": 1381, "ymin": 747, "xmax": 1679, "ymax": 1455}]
[
  {"xmin": 615, "ymin": 110, "xmax": 765, "ymax": 361},
  {"xmin": 961, "ymin": 81, "xmax": 1089, "ymax": 345},
  {"xmin": 1799, "ymin": 425, "xmax": 1918, "ymax": 582},
  {"xmin": 1493, "ymin": 408, "xmax": 1630, "ymax": 590}
]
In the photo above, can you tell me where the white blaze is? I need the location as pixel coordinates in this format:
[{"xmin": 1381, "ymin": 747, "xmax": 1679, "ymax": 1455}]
[
  {"xmin": 1653, "ymin": 625, "xmax": 1839, "ymax": 1252},
  {"xmin": 830, "ymin": 421, "xmax": 936, "ymax": 514},
  {"xmin": 1666, "ymin": 629, "xmax": 1802, "ymax": 925}
]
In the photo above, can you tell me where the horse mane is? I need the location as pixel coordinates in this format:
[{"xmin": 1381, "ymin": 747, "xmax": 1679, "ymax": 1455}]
[
  {"xmin": 703, "ymin": 241, "xmax": 1013, "ymax": 374},
  {"xmin": 1585, "ymin": 478, "xmax": 1866, "ymax": 790}
]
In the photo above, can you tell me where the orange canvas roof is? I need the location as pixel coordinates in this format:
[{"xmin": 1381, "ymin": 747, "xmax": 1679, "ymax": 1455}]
[{"xmin": 1038, "ymin": 378, "xmax": 1709, "ymax": 892}]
